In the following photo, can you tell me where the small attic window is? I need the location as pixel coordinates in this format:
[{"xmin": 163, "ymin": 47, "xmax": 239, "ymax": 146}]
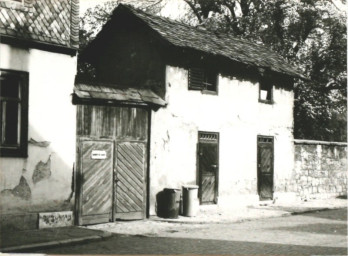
[
  {"xmin": 188, "ymin": 68, "xmax": 217, "ymax": 93},
  {"xmin": 259, "ymin": 79, "xmax": 273, "ymax": 103}
]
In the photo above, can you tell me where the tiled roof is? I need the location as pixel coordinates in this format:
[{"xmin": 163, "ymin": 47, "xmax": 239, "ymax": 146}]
[
  {"xmin": 74, "ymin": 82, "xmax": 167, "ymax": 107},
  {"xmin": 0, "ymin": 0, "xmax": 79, "ymax": 49},
  {"xmin": 91, "ymin": 4, "xmax": 304, "ymax": 79}
]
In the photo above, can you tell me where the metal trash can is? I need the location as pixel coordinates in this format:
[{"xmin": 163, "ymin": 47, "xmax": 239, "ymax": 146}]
[
  {"xmin": 182, "ymin": 185, "xmax": 199, "ymax": 217},
  {"xmin": 156, "ymin": 188, "xmax": 181, "ymax": 219}
]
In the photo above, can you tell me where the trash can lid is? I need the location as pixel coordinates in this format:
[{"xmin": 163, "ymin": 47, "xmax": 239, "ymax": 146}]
[
  {"xmin": 182, "ymin": 185, "xmax": 199, "ymax": 189},
  {"xmin": 164, "ymin": 188, "xmax": 181, "ymax": 192}
]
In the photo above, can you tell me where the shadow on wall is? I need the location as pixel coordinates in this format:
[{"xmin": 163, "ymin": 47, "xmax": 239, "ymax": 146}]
[{"xmin": 0, "ymin": 127, "xmax": 75, "ymax": 215}]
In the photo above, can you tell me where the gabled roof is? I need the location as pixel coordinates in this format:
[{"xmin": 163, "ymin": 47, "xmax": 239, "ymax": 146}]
[
  {"xmin": 0, "ymin": 0, "xmax": 79, "ymax": 49},
  {"xmin": 74, "ymin": 83, "xmax": 166, "ymax": 107},
  {"xmin": 86, "ymin": 4, "xmax": 305, "ymax": 79}
]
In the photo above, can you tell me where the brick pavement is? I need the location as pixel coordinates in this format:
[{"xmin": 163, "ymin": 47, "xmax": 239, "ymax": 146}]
[
  {"xmin": 1, "ymin": 198, "xmax": 346, "ymax": 254},
  {"xmin": 88, "ymin": 208, "xmax": 347, "ymax": 248},
  {"xmin": 33, "ymin": 234, "xmax": 347, "ymax": 255},
  {"xmin": 32, "ymin": 208, "xmax": 347, "ymax": 255},
  {"xmin": 0, "ymin": 226, "xmax": 111, "ymax": 253}
]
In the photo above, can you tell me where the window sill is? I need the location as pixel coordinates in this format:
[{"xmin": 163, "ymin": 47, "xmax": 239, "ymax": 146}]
[
  {"xmin": 258, "ymin": 99, "xmax": 274, "ymax": 105},
  {"xmin": 202, "ymin": 90, "xmax": 218, "ymax": 96},
  {"xmin": 188, "ymin": 89, "xmax": 218, "ymax": 95},
  {"xmin": 0, "ymin": 148, "xmax": 28, "ymax": 158}
]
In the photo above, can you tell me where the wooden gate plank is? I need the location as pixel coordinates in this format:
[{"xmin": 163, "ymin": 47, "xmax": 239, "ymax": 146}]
[
  {"xmin": 79, "ymin": 140, "xmax": 114, "ymax": 225},
  {"xmin": 117, "ymin": 155, "xmax": 143, "ymax": 185},
  {"xmin": 115, "ymin": 142, "xmax": 146, "ymax": 219},
  {"xmin": 117, "ymin": 171, "xmax": 144, "ymax": 202},
  {"xmin": 118, "ymin": 147, "xmax": 144, "ymax": 174}
]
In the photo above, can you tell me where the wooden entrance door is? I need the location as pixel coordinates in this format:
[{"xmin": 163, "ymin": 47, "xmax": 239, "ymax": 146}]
[
  {"xmin": 198, "ymin": 132, "xmax": 219, "ymax": 204},
  {"xmin": 114, "ymin": 142, "xmax": 146, "ymax": 220},
  {"xmin": 257, "ymin": 136, "xmax": 274, "ymax": 200},
  {"xmin": 77, "ymin": 140, "xmax": 114, "ymax": 225}
]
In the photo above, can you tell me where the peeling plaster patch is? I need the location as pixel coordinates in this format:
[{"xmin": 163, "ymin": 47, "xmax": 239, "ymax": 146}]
[
  {"xmin": 1, "ymin": 176, "xmax": 31, "ymax": 200},
  {"xmin": 32, "ymin": 155, "xmax": 51, "ymax": 184},
  {"xmin": 29, "ymin": 138, "xmax": 50, "ymax": 147},
  {"xmin": 162, "ymin": 130, "xmax": 170, "ymax": 150}
]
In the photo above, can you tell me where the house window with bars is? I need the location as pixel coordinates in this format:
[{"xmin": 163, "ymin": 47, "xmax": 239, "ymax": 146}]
[
  {"xmin": 188, "ymin": 68, "xmax": 217, "ymax": 93},
  {"xmin": 0, "ymin": 69, "xmax": 29, "ymax": 157}
]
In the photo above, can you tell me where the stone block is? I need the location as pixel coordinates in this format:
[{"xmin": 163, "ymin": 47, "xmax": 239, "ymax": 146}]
[
  {"xmin": 300, "ymin": 175, "xmax": 307, "ymax": 183},
  {"xmin": 313, "ymin": 186, "xmax": 318, "ymax": 193},
  {"xmin": 332, "ymin": 179, "xmax": 339, "ymax": 186},
  {"xmin": 329, "ymin": 186, "xmax": 336, "ymax": 193},
  {"xmin": 312, "ymin": 179, "xmax": 318, "ymax": 186},
  {"xmin": 323, "ymin": 178, "xmax": 330, "ymax": 186},
  {"xmin": 38, "ymin": 211, "xmax": 74, "ymax": 229}
]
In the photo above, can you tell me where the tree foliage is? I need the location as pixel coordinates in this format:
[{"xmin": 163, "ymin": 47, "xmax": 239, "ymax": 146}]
[
  {"xmin": 179, "ymin": 0, "xmax": 347, "ymax": 141},
  {"xmin": 79, "ymin": 0, "xmax": 347, "ymax": 141}
]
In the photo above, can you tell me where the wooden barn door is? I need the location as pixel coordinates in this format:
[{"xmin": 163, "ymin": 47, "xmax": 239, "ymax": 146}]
[
  {"xmin": 77, "ymin": 140, "xmax": 114, "ymax": 225},
  {"xmin": 198, "ymin": 132, "xmax": 219, "ymax": 204},
  {"xmin": 257, "ymin": 136, "xmax": 274, "ymax": 200},
  {"xmin": 114, "ymin": 142, "xmax": 146, "ymax": 220}
]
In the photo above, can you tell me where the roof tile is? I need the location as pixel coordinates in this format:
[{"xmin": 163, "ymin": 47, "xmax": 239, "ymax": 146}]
[
  {"xmin": 0, "ymin": 0, "xmax": 78, "ymax": 49},
  {"xmin": 105, "ymin": 4, "xmax": 305, "ymax": 79}
]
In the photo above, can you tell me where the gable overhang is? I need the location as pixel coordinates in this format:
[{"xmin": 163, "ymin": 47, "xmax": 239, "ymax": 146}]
[{"xmin": 81, "ymin": 4, "xmax": 308, "ymax": 81}]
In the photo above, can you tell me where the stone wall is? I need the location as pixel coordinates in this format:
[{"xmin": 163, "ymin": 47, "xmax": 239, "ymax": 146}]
[{"xmin": 293, "ymin": 140, "xmax": 347, "ymax": 200}]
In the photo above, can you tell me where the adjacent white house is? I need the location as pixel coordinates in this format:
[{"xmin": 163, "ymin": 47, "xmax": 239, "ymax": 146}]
[{"xmin": 0, "ymin": 0, "xmax": 79, "ymax": 230}]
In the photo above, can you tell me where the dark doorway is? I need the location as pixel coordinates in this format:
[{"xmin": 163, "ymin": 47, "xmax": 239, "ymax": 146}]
[
  {"xmin": 198, "ymin": 132, "xmax": 219, "ymax": 204},
  {"xmin": 257, "ymin": 136, "xmax": 274, "ymax": 200}
]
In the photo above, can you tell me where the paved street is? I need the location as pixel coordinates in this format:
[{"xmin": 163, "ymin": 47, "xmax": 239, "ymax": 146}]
[{"xmin": 32, "ymin": 208, "xmax": 347, "ymax": 255}]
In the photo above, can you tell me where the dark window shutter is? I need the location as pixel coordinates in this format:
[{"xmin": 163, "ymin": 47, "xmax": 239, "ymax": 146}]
[{"xmin": 188, "ymin": 68, "xmax": 205, "ymax": 90}]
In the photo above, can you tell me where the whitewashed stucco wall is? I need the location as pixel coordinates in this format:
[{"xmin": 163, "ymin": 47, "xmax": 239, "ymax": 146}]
[
  {"xmin": 150, "ymin": 65, "xmax": 294, "ymax": 214},
  {"xmin": 0, "ymin": 44, "xmax": 77, "ymax": 213}
]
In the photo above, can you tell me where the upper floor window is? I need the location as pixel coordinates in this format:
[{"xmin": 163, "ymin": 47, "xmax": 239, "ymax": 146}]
[
  {"xmin": 0, "ymin": 69, "xmax": 28, "ymax": 157},
  {"xmin": 259, "ymin": 79, "xmax": 273, "ymax": 103},
  {"xmin": 188, "ymin": 67, "xmax": 217, "ymax": 93}
]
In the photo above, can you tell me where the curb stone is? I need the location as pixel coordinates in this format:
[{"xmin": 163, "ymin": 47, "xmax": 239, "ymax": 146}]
[
  {"xmin": 290, "ymin": 207, "xmax": 330, "ymax": 215},
  {"xmin": 0, "ymin": 231, "xmax": 113, "ymax": 253},
  {"xmin": 151, "ymin": 212, "xmax": 292, "ymax": 225},
  {"xmin": 151, "ymin": 206, "xmax": 346, "ymax": 225}
]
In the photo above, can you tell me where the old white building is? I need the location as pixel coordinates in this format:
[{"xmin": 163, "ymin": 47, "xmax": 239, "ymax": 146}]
[{"xmin": 79, "ymin": 4, "xmax": 305, "ymax": 221}]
